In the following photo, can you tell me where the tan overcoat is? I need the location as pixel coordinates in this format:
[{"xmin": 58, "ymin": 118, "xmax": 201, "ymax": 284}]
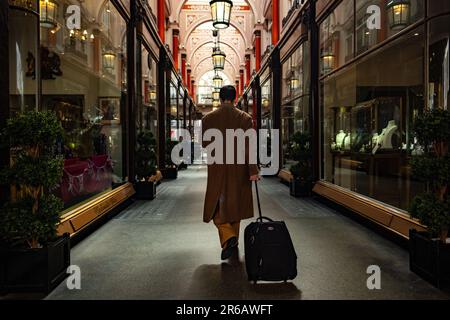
[{"xmin": 202, "ymin": 103, "xmax": 259, "ymax": 224}]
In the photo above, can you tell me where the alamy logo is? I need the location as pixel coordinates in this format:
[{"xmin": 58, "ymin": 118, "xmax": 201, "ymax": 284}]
[
  {"xmin": 366, "ymin": 265, "xmax": 381, "ymax": 290},
  {"xmin": 366, "ymin": 5, "xmax": 381, "ymax": 30},
  {"xmin": 171, "ymin": 129, "xmax": 280, "ymax": 176},
  {"xmin": 66, "ymin": 265, "xmax": 81, "ymax": 290},
  {"xmin": 66, "ymin": 5, "xmax": 81, "ymax": 30}
]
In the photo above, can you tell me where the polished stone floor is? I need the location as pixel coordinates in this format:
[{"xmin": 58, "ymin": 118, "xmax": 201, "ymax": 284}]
[{"xmin": 46, "ymin": 166, "xmax": 449, "ymax": 300}]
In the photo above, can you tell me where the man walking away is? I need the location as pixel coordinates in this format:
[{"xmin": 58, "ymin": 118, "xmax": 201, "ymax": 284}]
[{"xmin": 202, "ymin": 85, "xmax": 260, "ymax": 260}]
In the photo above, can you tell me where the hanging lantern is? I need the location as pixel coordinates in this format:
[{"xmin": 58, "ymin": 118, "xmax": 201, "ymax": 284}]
[
  {"xmin": 213, "ymin": 100, "xmax": 220, "ymax": 108},
  {"xmin": 213, "ymin": 73, "xmax": 223, "ymax": 89},
  {"xmin": 289, "ymin": 71, "xmax": 300, "ymax": 91},
  {"xmin": 212, "ymin": 49, "xmax": 226, "ymax": 70},
  {"xmin": 321, "ymin": 50, "xmax": 335, "ymax": 74},
  {"xmin": 40, "ymin": 0, "xmax": 58, "ymax": 29},
  {"xmin": 213, "ymin": 89, "xmax": 220, "ymax": 101},
  {"xmin": 386, "ymin": 0, "xmax": 411, "ymax": 30},
  {"xmin": 262, "ymin": 99, "xmax": 270, "ymax": 108},
  {"xmin": 103, "ymin": 48, "xmax": 116, "ymax": 70},
  {"xmin": 210, "ymin": 0, "xmax": 233, "ymax": 29}
]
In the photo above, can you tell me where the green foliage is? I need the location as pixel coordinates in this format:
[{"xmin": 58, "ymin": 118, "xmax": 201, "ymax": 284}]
[
  {"xmin": 136, "ymin": 131, "xmax": 157, "ymax": 181},
  {"xmin": 0, "ymin": 195, "xmax": 63, "ymax": 248},
  {"xmin": 0, "ymin": 111, "xmax": 64, "ymax": 248},
  {"xmin": 165, "ymin": 138, "xmax": 179, "ymax": 168},
  {"xmin": 412, "ymin": 108, "xmax": 450, "ymax": 149},
  {"xmin": 289, "ymin": 132, "xmax": 313, "ymax": 181},
  {"xmin": 410, "ymin": 109, "xmax": 450, "ymax": 240}
]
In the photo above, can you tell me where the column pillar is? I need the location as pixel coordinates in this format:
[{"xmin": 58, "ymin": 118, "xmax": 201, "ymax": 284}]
[
  {"xmin": 158, "ymin": 0, "xmax": 165, "ymax": 43},
  {"xmin": 245, "ymin": 54, "xmax": 251, "ymax": 86},
  {"xmin": 272, "ymin": 0, "xmax": 280, "ymax": 45},
  {"xmin": 235, "ymin": 80, "xmax": 240, "ymax": 103},
  {"xmin": 240, "ymin": 69, "xmax": 244, "ymax": 95},
  {"xmin": 187, "ymin": 69, "xmax": 192, "ymax": 94},
  {"xmin": 172, "ymin": 29, "xmax": 179, "ymax": 71},
  {"xmin": 191, "ymin": 80, "xmax": 196, "ymax": 103},
  {"xmin": 181, "ymin": 54, "xmax": 187, "ymax": 85},
  {"xmin": 254, "ymin": 30, "xmax": 262, "ymax": 72}
]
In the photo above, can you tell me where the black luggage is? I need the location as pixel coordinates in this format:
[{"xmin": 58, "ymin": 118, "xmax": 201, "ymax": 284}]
[{"xmin": 244, "ymin": 181, "xmax": 298, "ymax": 283}]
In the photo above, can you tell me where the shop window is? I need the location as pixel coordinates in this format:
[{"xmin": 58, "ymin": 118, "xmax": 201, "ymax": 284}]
[
  {"xmin": 356, "ymin": 0, "xmax": 424, "ymax": 55},
  {"xmin": 319, "ymin": 0, "xmax": 354, "ymax": 76},
  {"xmin": 282, "ymin": 96, "xmax": 309, "ymax": 170},
  {"xmin": 36, "ymin": 0, "xmax": 128, "ymax": 211},
  {"xmin": 139, "ymin": 47, "xmax": 158, "ymax": 139},
  {"xmin": 9, "ymin": 4, "xmax": 39, "ymax": 113},
  {"xmin": 428, "ymin": 0, "xmax": 450, "ymax": 17},
  {"xmin": 321, "ymin": 27, "xmax": 425, "ymax": 211},
  {"xmin": 169, "ymin": 78, "xmax": 178, "ymax": 140},
  {"xmin": 429, "ymin": 15, "xmax": 450, "ymax": 110}
]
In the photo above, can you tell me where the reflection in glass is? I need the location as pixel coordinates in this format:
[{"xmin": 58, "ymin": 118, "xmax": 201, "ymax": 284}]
[{"xmin": 321, "ymin": 28, "xmax": 425, "ymax": 211}]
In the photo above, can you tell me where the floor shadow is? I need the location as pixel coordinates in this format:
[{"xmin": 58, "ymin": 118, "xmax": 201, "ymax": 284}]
[{"xmin": 187, "ymin": 249, "xmax": 302, "ymax": 300}]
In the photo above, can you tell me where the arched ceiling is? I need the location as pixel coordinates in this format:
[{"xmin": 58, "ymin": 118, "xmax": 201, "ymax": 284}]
[{"xmin": 175, "ymin": 0, "xmax": 255, "ymax": 82}]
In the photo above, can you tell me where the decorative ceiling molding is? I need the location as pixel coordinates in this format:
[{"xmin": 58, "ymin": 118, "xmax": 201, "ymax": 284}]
[
  {"xmin": 182, "ymin": 17, "xmax": 249, "ymax": 49},
  {"xmin": 188, "ymin": 40, "xmax": 243, "ymax": 67}
]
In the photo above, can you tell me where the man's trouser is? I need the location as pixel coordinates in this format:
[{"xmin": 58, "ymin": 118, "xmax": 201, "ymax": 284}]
[{"xmin": 213, "ymin": 202, "xmax": 240, "ymax": 248}]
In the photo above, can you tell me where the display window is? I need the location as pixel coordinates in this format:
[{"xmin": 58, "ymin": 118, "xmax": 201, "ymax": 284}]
[
  {"xmin": 139, "ymin": 45, "xmax": 158, "ymax": 139},
  {"xmin": 7, "ymin": 0, "xmax": 129, "ymax": 212},
  {"xmin": 169, "ymin": 77, "xmax": 178, "ymax": 140},
  {"xmin": 319, "ymin": 0, "xmax": 354, "ymax": 76},
  {"xmin": 281, "ymin": 41, "xmax": 311, "ymax": 171},
  {"xmin": 321, "ymin": 26, "xmax": 425, "ymax": 211},
  {"xmin": 428, "ymin": 15, "xmax": 450, "ymax": 110}
]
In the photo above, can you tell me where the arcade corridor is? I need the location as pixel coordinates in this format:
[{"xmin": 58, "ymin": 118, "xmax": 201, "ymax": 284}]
[{"xmin": 47, "ymin": 167, "xmax": 448, "ymax": 300}]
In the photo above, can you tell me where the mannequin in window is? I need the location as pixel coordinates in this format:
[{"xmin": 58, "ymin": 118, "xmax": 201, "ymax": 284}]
[{"xmin": 372, "ymin": 120, "xmax": 398, "ymax": 154}]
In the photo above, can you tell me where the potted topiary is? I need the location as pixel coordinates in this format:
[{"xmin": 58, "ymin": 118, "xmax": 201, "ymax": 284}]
[
  {"xmin": 409, "ymin": 108, "xmax": 450, "ymax": 289},
  {"xmin": 289, "ymin": 132, "xmax": 313, "ymax": 197},
  {"xmin": 0, "ymin": 111, "xmax": 70, "ymax": 295},
  {"xmin": 162, "ymin": 138, "xmax": 178, "ymax": 180},
  {"xmin": 134, "ymin": 131, "xmax": 158, "ymax": 200}
]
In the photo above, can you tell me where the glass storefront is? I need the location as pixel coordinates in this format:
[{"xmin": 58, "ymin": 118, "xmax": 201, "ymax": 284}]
[
  {"xmin": 8, "ymin": 0, "xmax": 129, "ymax": 211},
  {"xmin": 139, "ymin": 45, "xmax": 158, "ymax": 139},
  {"xmin": 321, "ymin": 26, "xmax": 425, "ymax": 211},
  {"xmin": 9, "ymin": 3, "xmax": 39, "ymax": 113},
  {"xmin": 169, "ymin": 76, "xmax": 178, "ymax": 140},
  {"xmin": 281, "ymin": 41, "xmax": 311, "ymax": 170}
]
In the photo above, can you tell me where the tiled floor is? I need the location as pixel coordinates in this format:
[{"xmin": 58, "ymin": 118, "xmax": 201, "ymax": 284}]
[{"xmin": 46, "ymin": 166, "xmax": 449, "ymax": 300}]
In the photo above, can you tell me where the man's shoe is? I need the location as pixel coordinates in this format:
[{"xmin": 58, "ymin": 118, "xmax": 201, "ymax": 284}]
[{"xmin": 221, "ymin": 237, "xmax": 238, "ymax": 260}]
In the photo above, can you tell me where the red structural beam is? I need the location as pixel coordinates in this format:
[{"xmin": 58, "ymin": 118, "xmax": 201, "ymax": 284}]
[
  {"xmin": 272, "ymin": 0, "xmax": 280, "ymax": 45},
  {"xmin": 254, "ymin": 30, "xmax": 261, "ymax": 72},
  {"xmin": 181, "ymin": 54, "xmax": 187, "ymax": 85},
  {"xmin": 173, "ymin": 29, "xmax": 179, "ymax": 71},
  {"xmin": 245, "ymin": 55, "xmax": 251, "ymax": 86},
  {"xmin": 158, "ymin": 0, "xmax": 165, "ymax": 43}
]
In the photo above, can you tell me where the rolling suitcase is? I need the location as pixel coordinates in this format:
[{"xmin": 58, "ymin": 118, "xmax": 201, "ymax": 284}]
[{"xmin": 244, "ymin": 181, "xmax": 298, "ymax": 283}]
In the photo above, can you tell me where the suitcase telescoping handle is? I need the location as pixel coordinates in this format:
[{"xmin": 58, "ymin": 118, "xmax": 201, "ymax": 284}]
[{"xmin": 254, "ymin": 181, "xmax": 274, "ymax": 222}]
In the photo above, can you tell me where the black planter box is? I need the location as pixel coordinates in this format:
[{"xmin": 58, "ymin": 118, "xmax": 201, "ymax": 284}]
[
  {"xmin": 409, "ymin": 229, "xmax": 450, "ymax": 289},
  {"xmin": 290, "ymin": 179, "xmax": 312, "ymax": 197},
  {"xmin": 162, "ymin": 167, "xmax": 178, "ymax": 180},
  {"xmin": 134, "ymin": 181, "xmax": 156, "ymax": 200},
  {"xmin": 0, "ymin": 234, "xmax": 71, "ymax": 295}
]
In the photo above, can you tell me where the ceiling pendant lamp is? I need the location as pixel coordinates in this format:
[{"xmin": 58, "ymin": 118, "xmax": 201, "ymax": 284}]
[
  {"xmin": 40, "ymin": 0, "xmax": 58, "ymax": 29},
  {"xmin": 210, "ymin": 0, "xmax": 233, "ymax": 29},
  {"xmin": 213, "ymin": 72, "xmax": 223, "ymax": 89},
  {"xmin": 212, "ymin": 30, "xmax": 226, "ymax": 70}
]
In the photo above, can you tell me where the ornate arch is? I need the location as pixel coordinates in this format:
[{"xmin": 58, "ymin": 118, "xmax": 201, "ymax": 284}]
[
  {"xmin": 182, "ymin": 18, "xmax": 249, "ymax": 48},
  {"xmin": 174, "ymin": 0, "xmax": 258, "ymax": 23},
  {"xmin": 188, "ymin": 40, "xmax": 244, "ymax": 67},
  {"xmin": 193, "ymin": 56, "xmax": 237, "ymax": 79}
]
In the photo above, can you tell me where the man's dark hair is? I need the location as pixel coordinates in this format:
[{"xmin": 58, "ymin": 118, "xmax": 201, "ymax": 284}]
[{"xmin": 220, "ymin": 85, "xmax": 236, "ymax": 102}]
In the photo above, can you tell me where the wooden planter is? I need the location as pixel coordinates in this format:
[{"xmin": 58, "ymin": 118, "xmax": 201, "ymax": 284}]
[
  {"xmin": 0, "ymin": 234, "xmax": 71, "ymax": 295},
  {"xmin": 290, "ymin": 178, "xmax": 312, "ymax": 197},
  {"xmin": 409, "ymin": 229, "xmax": 450, "ymax": 289},
  {"xmin": 134, "ymin": 181, "xmax": 156, "ymax": 200}
]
